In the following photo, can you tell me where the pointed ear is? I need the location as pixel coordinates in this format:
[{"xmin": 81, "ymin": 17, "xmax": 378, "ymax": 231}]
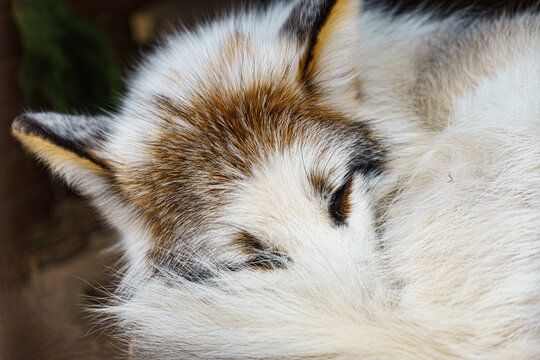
[
  {"xmin": 12, "ymin": 112, "xmax": 114, "ymax": 194},
  {"xmin": 281, "ymin": 0, "xmax": 360, "ymax": 80}
]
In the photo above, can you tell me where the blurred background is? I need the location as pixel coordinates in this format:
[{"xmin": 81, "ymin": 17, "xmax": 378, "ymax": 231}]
[{"xmin": 0, "ymin": 0, "xmax": 537, "ymax": 359}]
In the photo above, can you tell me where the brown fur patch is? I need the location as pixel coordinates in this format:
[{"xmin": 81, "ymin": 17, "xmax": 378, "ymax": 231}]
[
  {"xmin": 309, "ymin": 172, "xmax": 333, "ymax": 198},
  {"xmin": 113, "ymin": 72, "xmax": 383, "ymax": 266}
]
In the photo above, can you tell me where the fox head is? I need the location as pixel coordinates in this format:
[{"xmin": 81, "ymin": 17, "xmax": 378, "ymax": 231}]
[{"xmin": 12, "ymin": 0, "xmax": 396, "ymax": 357}]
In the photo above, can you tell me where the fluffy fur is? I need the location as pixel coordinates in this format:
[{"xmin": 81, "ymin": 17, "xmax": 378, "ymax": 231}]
[{"xmin": 12, "ymin": 0, "xmax": 540, "ymax": 358}]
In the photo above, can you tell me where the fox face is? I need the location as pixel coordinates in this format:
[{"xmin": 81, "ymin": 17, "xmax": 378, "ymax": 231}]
[
  {"xmin": 12, "ymin": 0, "xmax": 381, "ymax": 275},
  {"xmin": 129, "ymin": 90, "xmax": 383, "ymax": 275},
  {"xmin": 11, "ymin": 1, "xmax": 395, "ymax": 356}
]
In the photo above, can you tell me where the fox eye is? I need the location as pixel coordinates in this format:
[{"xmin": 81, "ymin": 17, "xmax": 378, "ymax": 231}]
[{"xmin": 329, "ymin": 178, "xmax": 353, "ymax": 225}]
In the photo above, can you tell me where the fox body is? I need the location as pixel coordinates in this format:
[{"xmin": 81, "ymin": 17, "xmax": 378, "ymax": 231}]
[{"xmin": 12, "ymin": 0, "xmax": 540, "ymax": 358}]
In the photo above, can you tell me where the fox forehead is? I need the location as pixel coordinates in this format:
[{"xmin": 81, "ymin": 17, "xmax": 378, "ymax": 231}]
[
  {"xmin": 126, "ymin": 11, "xmax": 301, "ymax": 103},
  {"xmin": 87, "ymin": 17, "xmax": 382, "ymax": 259},
  {"xmin": 111, "ymin": 74, "xmax": 382, "ymax": 258},
  {"xmin": 108, "ymin": 23, "xmax": 305, "ymax": 176}
]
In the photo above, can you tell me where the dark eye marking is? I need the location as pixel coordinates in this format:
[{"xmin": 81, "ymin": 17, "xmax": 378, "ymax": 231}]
[
  {"xmin": 153, "ymin": 253, "xmax": 218, "ymax": 283},
  {"xmin": 231, "ymin": 232, "xmax": 289, "ymax": 271},
  {"xmin": 154, "ymin": 232, "xmax": 289, "ymax": 283},
  {"xmin": 227, "ymin": 254, "xmax": 288, "ymax": 271},
  {"xmin": 329, "ymin": 177, "xmax": 353, "ymax": 225}
]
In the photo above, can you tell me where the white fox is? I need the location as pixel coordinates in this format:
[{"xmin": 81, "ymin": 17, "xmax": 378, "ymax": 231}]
[{"xmin": 12, "ymin": 0, "xmax": 540, "ymax": 358}]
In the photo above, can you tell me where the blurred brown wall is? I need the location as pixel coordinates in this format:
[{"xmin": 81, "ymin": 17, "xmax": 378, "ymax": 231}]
[
  {"xmin": 0, "ymin": 0, "xmax": 150, "ymax": 284},
  {"xmin": 0, "ymin": 0, "xmax": 53, "ymax": 277}
]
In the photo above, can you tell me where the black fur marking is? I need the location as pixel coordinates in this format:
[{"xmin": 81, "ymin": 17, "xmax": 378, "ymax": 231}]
[
  {"xmin": 227, "ymin": 252, "xmax": 289, "ymax": 271},
  {"xmin": 327, "ymin": 147, "xmax": 383, "ymax": 226},
  {"xmin": 329, "ymin": 178, "xmax": 352, "ymax": 225},
  {"xmin": 281, "ymin": 0, "xmax": 337, "ymax": 42},
  {"xmin": 157, "ymin": 233, "xmax": 290, "ymax": 283},
  {"xmin": 156, "ymin": 257, "xmax": 222, "ymax": 283},
  {"xmin": 349, "ymin": 150, "xmax": 384, "ymax": 177},
  {"xmin": 233, "ymin": 231, "xmax": 290, "ymax": 271},
  {"xmin": 348, "ymin": 122, "xmax": 386, "ymax": 177},
  {"xmin": 162, "ymin": 254, "xmax": 289, "ymax": 283},
  {"xmin": 364, "ymin": 0, "xmax": 540, "ymax": 18},
  {"xmin": 280, "ymin": 0, "xmax": 338, "ymax": 74},
  {"xmin": 13, "ymin": 114, "xmax": 111, "ymax": 171}
]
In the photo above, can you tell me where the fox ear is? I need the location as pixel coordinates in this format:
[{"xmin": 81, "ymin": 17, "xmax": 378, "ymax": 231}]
[
  {"xmin": 12, "ymin": 112, "xmax": 114, "ymax": 195},
  {"xmin": 281, "ymin": 0, "xmax": 360, "ymax": 79}
]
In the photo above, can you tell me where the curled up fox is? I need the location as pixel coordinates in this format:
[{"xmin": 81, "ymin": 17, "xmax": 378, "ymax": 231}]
[{"xmin": 11, "ymin": 0, "xmax": 540, "ymax": 358}]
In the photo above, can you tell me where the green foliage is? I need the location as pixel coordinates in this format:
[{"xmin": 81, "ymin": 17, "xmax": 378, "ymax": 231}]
[{"xmin": 12, "ymin": 0, "xmax": 121, "ymax": 113}]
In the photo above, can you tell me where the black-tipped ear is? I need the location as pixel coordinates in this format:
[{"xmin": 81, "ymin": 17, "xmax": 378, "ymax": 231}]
[
  {"xmin": 281, "ymin": 0, "xmax": 360, "ymax": 79},
  {"xmin": 12, "ymin": 112, "xmax": 114, "ymax": 189},
  {"xmin": 13, "ymin": 113, "xmax": 112, "ymax": 170}
]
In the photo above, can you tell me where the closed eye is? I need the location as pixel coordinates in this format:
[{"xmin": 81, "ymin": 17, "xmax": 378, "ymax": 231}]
[
  {"xmin": 329, "ymin": 178, "xmax": 353, "ymax": 225},
  {"xmin": 233, "ymin": 232, "xmax": 289, "ymax": 270}
]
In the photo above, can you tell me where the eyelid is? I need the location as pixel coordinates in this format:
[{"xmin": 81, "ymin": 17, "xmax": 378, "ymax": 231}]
[
  {"xmin": 234, "ymin": 232, "xmax": 289, "ymax": 270},
  {"xmin": 329, "ymin": 177, "xmax": 353, "ymax": 225}
]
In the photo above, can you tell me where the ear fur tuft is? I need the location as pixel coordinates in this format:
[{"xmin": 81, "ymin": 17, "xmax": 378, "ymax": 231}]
[
  {"xmin": 281, "ymin": 0, "xmax": 360, "ymax": 79},
  {"xmin": 12, "ymin": 114, "xmax": 110, "ymax": 171},
  {"xmin": 12, "ymin": 112, "xmax": 114, "ymax": 189}
]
